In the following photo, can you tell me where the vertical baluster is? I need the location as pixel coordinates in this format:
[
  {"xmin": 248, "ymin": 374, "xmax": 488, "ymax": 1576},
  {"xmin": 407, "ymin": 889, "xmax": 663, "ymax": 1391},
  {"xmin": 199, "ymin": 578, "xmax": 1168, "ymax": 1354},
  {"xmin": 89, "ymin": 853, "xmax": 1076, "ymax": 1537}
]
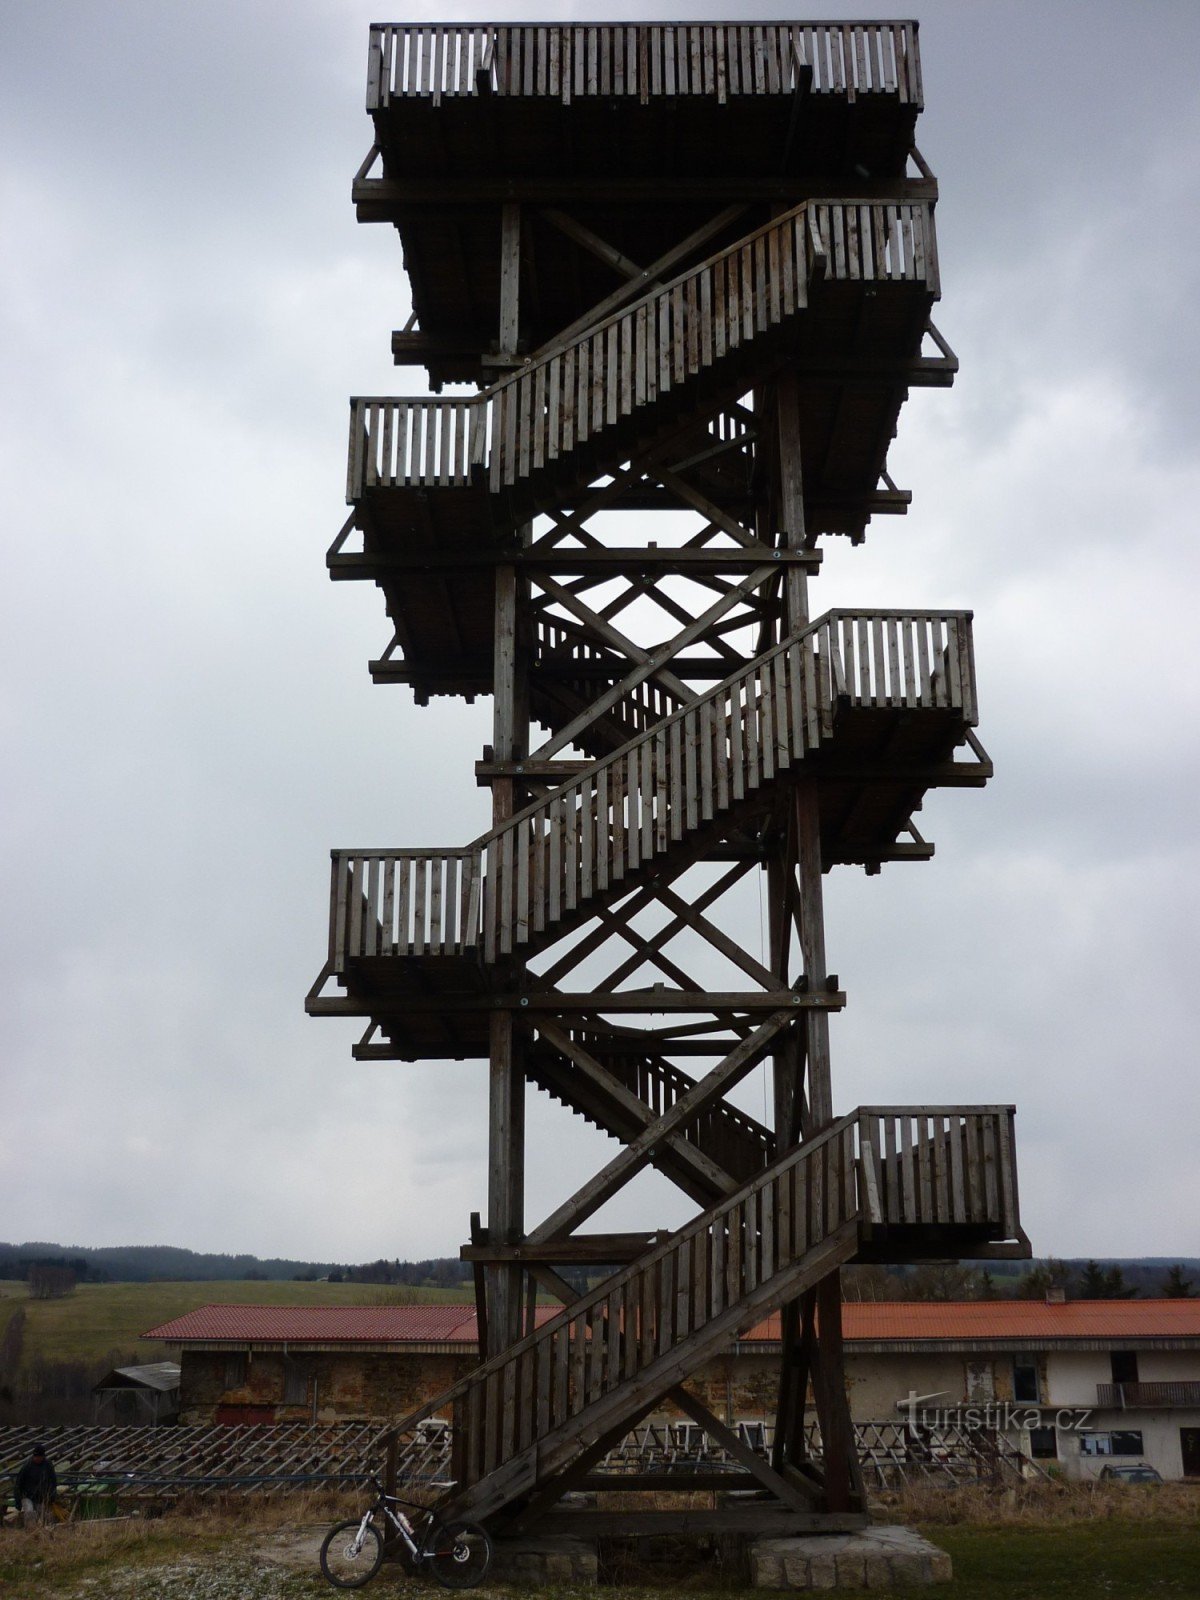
[
  {"xmin": 745, "ymin": 675, "xmax": 761, "ymax": 789},
  {"xmin": 698, "ymin": 699, "xmax": 715, "ymax": 820},
  {"xmin": 948, "ymin": 1114, "xmax": 967, "ymax": 1225},
  {"xmin": 982, "ymin": 1114, "xmax": 1000, "ymax": 1225},
  {"xmin": 998, "ymin": 1109, "xmax": 1018, "ymax": 1238},
  {"xmin": 546, "ymin": 795, "xmax": 563, "ymax": 926},
  {"xmin": 428, "ymin": 856, "xmax": 443, "ymax": 953},
  {"xmin": 964, "ymin": 1113, "xmax": 985, "ymax": 1223},
  {"xmin": 726, "ymin": 1199, "xmax": 743, "ymax": 1304},
  {"xmin": 411, "ymin": 858, "xmax": 427, "ymax": 956},
  {"xmin": 916, "ymin": 614, "xmax": 932, "ymax": 705},
  {"xmin": 683, "ymin": 710, "xmax": 699, "ymax": 831},
  {"xmin": 759, "ymin": 661, "xmax": 775, "ymax": 781},
  {"xmin": 594, "ymin": 767, "xmax": 610, "ymax": 893},
  {"xmin": 610, "ymin": 756, "xmax": 626, "ymax": 881},
  {"xmin": 932, "ymin": 1115, "xmax": 950, "ymax": 1224},
  {"xmin": 903, "ymin": 1117, "xmax": 923, "ymax": 1223},
  {"xmin": 917, "ymin": 1116, "xmax": 934, "ymax": 1223},
  {"xmin": 856, "ymin": 615, "xmax": 871, "ymax": 701},
  {"xmin": 674, "ymin": 1236, "xmax": 691, "ymax": 1342}
]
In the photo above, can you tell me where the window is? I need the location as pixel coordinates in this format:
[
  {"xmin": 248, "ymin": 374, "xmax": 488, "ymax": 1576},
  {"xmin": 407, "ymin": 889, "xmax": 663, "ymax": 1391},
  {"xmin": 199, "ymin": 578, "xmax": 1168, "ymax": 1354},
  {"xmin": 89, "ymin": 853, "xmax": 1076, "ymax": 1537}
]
[
  {"xmin": 1081, "ymin": 1431, "xmax": 1144, "ymax": 1457},
  {"xmin": 223, "ymin": 1354, "xmax": 247, "ymax": 1389},
  {"xmin": 1110, "ymin": 1351, "xmax": 1139, "ymax": 1385},
  {"xmin": 1110, "ymin": 1431, "xmax": 1144, "ymax": 1456},
  {"xmin": 283, "ymin": 1359, "xmax": 309, "ymax": 1405},
  {"xmin": 737, "ymin": 1421, "xmax": 767, "ymax": 1454},
  {"xmin": 1012, "ymin": 1354, "xmax": 1040, "ymax": 1403},
  {"xmin": 1029, "ymin": 1428, "xmax": 1058, "ymax": 1460}
]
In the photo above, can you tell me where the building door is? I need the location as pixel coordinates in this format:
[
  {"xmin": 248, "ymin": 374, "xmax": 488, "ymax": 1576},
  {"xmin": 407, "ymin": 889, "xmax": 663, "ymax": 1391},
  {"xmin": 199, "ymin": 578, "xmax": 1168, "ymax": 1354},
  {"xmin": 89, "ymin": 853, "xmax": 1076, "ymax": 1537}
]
[
  {"xmin": 1181, "ymin": 1428, "xmax": 1200, "ymax": 1477},
  {"xmin": 1110, "ymin": 1351, "xmax": 1138, "ymax": 1385}
]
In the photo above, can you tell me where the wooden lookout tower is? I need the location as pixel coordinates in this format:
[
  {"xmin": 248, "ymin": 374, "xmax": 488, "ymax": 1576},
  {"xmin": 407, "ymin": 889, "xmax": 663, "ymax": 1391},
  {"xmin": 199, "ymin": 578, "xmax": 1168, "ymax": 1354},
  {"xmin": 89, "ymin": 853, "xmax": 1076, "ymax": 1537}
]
[{"xmin": 308, "ymin": 21, "xmax": 1030, "ymax": 1539}]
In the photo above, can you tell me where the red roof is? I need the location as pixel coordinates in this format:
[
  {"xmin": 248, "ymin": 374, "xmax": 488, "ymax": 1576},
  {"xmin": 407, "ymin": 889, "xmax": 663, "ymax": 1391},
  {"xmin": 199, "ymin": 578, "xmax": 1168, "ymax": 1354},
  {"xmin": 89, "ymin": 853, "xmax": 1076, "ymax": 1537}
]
[
  {"xmin": 742, "ymin": 1299, "xmax": 1200, "ymax": 1343},
  {"xmin": 145, "ymin": 1298, "xmax": 1200, "ymax": 1348}
]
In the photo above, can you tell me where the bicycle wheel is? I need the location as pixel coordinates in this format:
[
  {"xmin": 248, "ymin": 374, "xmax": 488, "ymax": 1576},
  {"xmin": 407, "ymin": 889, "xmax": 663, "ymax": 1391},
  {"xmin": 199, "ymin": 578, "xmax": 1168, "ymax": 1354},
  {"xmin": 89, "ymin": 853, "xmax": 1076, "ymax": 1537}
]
[
  {"xmin": 423, "ymin": 1518, "xmax": 492, "ymax": 1589},
  {"xmin": 320, "ymin": 1519, "xmax": 385, "ymax": 1589}
]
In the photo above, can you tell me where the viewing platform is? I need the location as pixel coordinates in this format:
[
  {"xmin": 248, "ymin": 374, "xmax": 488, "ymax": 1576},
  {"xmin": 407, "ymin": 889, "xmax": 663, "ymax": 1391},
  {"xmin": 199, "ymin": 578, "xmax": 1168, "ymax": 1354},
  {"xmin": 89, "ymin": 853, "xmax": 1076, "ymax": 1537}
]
[
  {"xmin": 358, "ymin": 23, "xmax": 931, "ymax": 380},
  {"xmin": 329, "ymin": 198, "xmax": 953, "ymax": 699}
]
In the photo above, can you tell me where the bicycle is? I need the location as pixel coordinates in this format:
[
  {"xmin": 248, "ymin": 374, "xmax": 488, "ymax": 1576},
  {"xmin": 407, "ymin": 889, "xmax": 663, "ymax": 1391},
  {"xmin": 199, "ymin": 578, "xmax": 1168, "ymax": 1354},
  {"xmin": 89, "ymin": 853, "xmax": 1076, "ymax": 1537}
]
[{"xmin": 319, "ymin": 1478, "xmax": 492, "ymax": 1590}]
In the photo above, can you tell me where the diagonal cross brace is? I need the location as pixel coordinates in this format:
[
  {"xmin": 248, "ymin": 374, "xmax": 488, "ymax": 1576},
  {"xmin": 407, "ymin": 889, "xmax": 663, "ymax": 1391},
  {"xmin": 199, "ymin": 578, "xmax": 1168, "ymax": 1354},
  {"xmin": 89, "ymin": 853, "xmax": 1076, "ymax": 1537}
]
[
  {"xmin": 527, "ymin": 1009, "xmax": 795, "ymax": 1243},
  {"xmin": 535, "ymin": 1020, "xmax": 741, "ymax": 1204}
]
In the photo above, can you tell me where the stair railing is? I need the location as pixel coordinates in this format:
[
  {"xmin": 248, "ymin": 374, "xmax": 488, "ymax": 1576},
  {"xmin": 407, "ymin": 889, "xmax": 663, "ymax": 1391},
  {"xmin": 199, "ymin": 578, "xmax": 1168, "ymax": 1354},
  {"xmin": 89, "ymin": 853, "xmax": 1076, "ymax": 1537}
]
[{"xmin": 327, "ymin": 610, "xmax": 976, "ymax": 968}]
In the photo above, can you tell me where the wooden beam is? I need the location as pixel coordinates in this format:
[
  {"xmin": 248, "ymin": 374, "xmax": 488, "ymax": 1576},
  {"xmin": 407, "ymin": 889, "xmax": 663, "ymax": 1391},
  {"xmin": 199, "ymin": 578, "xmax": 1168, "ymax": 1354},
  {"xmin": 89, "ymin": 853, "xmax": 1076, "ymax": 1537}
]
[
  {"xmin": 528, "ymin": 565, "xmax": 775, "ymax": 760},
  {"xmin": 314, "ymin": 989, "xmax": 844, "ymax": 1016},
  {"xmin": 486, "ymin": 1009, "xmax": 525, "ymax": 1356},
  {"xmin": 540, "ymin": 208, "xmax": 649, "ymax": 284},
  {"xmin": 535, "ymin": 1020, "xmax": 740, "ymax": 1203},
  {"xmin": 461, "ymin": 1232, "xmax": 666, "ymax": 1264},
  {"xmin": 530, "ymin": 204, "xmax": 748, "ymax": 354},
  {"xmin": 498, "ymin": 202, "xmax": 521, "ymax": 355},
  {"xmin": 794, "ymin": 783, "xmax": 832, "ymax": 1132},
  {"xmin": 526, "ymin": 1010, "xmax": 795, "ymax": 1243},
  {"xmin": 355, "ymin": 176, "xmax": 938, "ymax": 208},
  {"xmin": 670, "ymin": 1385, "xmax": 823, "ymax": 1510}
]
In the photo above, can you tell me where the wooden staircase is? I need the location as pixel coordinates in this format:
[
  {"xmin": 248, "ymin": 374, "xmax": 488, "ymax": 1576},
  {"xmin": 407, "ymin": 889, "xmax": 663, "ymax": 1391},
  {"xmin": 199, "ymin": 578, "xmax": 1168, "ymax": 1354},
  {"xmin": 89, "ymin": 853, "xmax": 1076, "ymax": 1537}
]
[
  {"xmin": 378, "ymin": 1104, "xmax": 1021, "ymax": 1526},
  {"xmin": 327, "ymin": 605, "xmax": 978, "ymax": 973},
  {"xmin": 526, "ymin": 1024, "xmax": 773, "ymax": 1206},
  {"xmin": 343, "ymin": 198, "xmax": 941, "ymax": 536}
]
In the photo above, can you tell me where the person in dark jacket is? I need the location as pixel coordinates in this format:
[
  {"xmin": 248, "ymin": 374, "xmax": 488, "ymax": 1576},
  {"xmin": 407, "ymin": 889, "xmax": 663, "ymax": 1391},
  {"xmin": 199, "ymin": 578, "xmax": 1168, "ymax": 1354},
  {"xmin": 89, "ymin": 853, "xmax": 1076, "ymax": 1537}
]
[{"xmin": 14, "ymin": 1444, "xmax": 56, "ymax": 1525}]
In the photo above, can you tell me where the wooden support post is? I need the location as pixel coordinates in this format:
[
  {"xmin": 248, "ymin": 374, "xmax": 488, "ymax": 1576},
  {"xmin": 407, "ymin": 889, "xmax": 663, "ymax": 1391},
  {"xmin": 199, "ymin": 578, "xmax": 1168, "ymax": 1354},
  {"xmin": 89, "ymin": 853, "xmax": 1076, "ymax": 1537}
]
[
  {"xmin": 795, "ymin": 782, "xmax": 832, "ymax": 1132},
  {"xmin": 499, "ymin": 202, "xmax": 521, "ymax": 355},
  {"xmin": 485, "ymin": 557, "xmax": 530, "ymax": 1358},
  {"xmin": 814, "ymin": 1270, "xmax": 862, "ymax": 1512},
  {"xmin": 767, "ymin": 847, "xmax": 803, "ymax": 1153},
  {"xmin": 773, "ymin": 1286, "xmax": 816, "ymax": 1476},
  {"xmin": 384, "ymin": 1431, "xmax": 398, "ymax": 1498},
  {"xmin": 776, "ymin": 371, "xmax": 810, "ymax": 631},
  {"xmin": 487, "ymin": 1008, "xmax": 525, "ymax": 1356}
]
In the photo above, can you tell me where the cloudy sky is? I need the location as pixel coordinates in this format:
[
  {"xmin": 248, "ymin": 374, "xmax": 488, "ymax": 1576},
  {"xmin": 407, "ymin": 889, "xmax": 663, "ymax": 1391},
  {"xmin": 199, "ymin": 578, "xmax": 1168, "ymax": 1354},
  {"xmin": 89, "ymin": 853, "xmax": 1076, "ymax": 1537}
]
[{"xmin": 2, "ymin": 2, "xmax": 1198, "ymax": 1268}]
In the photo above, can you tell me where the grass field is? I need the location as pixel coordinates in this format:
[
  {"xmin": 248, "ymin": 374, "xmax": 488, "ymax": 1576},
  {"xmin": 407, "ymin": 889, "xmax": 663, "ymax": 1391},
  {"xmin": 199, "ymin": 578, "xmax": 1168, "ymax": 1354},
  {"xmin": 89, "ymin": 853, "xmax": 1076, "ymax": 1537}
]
[
  {"xmin": 0, "ymin": 1280, "xmax": 474, "ymax": 1372},
  {"xmin": 0, "ymin": 1511, "xmax": 1198, "ymax": 1600},
  {"xmin": 922, "ymin": 1519, "xmax": 1200, "ymax": 1597}
]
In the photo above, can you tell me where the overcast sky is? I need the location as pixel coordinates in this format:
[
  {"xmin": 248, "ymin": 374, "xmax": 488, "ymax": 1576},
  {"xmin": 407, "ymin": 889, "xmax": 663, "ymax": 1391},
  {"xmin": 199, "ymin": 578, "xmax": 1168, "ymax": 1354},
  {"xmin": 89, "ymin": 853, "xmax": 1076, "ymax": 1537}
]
[{"xmin": 2, "ymin": 2, "xmax": 1198, "ymax": 1268}]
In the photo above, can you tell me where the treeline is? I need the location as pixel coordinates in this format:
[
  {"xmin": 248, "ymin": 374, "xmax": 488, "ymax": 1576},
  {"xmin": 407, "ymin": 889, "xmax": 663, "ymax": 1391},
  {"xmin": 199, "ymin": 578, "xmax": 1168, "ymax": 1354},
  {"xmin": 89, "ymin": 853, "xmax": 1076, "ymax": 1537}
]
[
  {"xmin": 0, "ymin": 1242, "xmax": 474, "ymax": 1288},
  {"xmin": 0, "ymin": 1242, "xmax": 341, "ymax": 1284},
  {"xmin": 318, "ymin": 1258, "xmax": 472, "ymax": 1287},
  {"xmin": 842, "ymin": 1258, "xmax": 1200, "ymax": 1303},
  {"xmin": 0, "ymin": 1254, "xmax": 106, "ymax": 1290}
]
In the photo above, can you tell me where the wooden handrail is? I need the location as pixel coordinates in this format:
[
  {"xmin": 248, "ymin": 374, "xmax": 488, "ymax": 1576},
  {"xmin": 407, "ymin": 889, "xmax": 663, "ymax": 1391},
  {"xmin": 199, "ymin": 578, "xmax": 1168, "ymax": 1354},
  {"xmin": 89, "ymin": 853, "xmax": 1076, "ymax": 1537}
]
[{"xmin": 367, "ymin": 23, "xmax": 922, "ymax": 109}]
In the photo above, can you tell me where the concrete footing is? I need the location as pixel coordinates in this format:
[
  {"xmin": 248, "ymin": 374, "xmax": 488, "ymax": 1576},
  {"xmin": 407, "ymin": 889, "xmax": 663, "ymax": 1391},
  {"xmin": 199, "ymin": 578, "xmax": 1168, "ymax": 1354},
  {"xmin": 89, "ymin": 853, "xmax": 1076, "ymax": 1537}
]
[
  {"xmin": 491, "ymin": 1534, "xmax": 600, "ymax": 1585},
  {"xmin": 489, "ymin": 1525, "xmax": 950, "ymax": 1589},
  {"xmin": 748, "ymin": 1526, "xmax": 952, "ymax": 1589}
]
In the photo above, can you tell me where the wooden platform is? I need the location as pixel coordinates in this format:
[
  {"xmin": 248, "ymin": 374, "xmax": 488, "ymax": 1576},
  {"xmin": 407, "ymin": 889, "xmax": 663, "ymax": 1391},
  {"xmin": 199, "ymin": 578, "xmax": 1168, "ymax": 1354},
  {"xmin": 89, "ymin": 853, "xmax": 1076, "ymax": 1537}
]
[
  {"xmin": 359, "ymin": 23, "xmax": 926, "ymax": 383},
  {"xmin": 330, "ymin": 199, "xmax": 947, "ymax": 699}
]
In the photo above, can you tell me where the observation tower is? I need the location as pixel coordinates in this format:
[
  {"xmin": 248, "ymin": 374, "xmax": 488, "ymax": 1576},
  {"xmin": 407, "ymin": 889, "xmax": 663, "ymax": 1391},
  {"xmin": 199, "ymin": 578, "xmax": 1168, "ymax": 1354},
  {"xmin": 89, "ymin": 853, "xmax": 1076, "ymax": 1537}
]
[{"xmin": 308, "ymin": 20, "xmax": 1028, "ymax": 1537}]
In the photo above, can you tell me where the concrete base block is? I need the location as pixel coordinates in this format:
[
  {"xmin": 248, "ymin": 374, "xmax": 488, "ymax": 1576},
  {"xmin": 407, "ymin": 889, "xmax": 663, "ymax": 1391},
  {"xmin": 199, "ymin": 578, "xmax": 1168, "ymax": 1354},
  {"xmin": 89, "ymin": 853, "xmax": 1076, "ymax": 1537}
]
[
  {"xmin": 490, "ymin": 1534, "xmax": 600, "ymax": 1586},
  {"xmin": 749, "ymin": 1526, "xmax": 952, "ymax": 1590}
]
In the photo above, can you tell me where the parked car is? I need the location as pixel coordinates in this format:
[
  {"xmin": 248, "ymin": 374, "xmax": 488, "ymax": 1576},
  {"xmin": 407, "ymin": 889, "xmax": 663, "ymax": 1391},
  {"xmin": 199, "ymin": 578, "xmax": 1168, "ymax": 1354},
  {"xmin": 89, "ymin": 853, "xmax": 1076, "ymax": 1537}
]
[{"xmin": 1098, "ymin": 1463, "xmax": 1163, "ymax": 1484}]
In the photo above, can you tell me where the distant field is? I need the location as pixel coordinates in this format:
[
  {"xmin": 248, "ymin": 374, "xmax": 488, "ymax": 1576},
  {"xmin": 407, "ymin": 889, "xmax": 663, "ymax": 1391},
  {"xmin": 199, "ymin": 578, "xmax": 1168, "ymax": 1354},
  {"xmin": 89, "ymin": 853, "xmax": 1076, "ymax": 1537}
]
[{"xmin": 0, "ymin": 1280, "xmax": 474, "ymax": 1373}]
